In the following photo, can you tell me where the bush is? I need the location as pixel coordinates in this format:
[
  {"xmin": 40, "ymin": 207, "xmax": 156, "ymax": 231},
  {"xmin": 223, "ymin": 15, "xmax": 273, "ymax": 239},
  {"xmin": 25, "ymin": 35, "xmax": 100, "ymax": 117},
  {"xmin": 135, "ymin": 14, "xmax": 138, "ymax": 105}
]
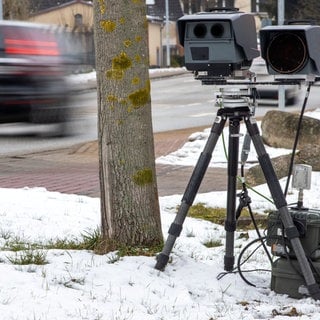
[{"xmin": 170, "ymin": 55, "xmax": 184, "ymax": 67}]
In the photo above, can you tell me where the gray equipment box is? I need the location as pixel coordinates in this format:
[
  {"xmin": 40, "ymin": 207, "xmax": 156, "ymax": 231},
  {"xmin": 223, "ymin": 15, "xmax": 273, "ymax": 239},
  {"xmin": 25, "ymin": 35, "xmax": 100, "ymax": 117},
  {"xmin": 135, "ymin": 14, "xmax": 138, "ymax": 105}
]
[
  {"xmin": 267, "ymin": 209, "xmax": 320, "ymax": 260},
  {"xmin": 271, "ymin": 257, "xmax": 320, "ymax": 299}
]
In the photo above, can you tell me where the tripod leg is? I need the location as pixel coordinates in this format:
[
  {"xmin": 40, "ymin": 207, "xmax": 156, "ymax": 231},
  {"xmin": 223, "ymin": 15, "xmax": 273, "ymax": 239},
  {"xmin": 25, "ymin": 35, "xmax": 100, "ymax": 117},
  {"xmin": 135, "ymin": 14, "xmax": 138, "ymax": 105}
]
[
  {"xmin": 155, "ymin": 113, "xmax": 227, "ymax": 271},
  {"xmin": 244, "ymin": 116, "xmax": 320, "ymax": 299},
  {"xmin": 224, "ymin": 117, "xmax": 240, "ymax": 271}
]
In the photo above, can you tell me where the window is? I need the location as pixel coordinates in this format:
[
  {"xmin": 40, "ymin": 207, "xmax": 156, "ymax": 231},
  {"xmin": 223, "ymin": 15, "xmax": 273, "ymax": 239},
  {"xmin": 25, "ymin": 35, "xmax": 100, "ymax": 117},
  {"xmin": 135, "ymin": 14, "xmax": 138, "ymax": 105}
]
[{"xmin": 74, "ymin": 14, "xmax": 83, "ymax": 28}]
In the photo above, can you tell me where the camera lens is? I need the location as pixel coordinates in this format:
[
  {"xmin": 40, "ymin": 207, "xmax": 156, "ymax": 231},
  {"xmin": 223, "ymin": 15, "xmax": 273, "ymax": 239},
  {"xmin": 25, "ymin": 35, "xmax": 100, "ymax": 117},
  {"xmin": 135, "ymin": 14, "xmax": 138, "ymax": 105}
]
[
  {"xmin": 193, "ymin": 24, "xmax": 207, "ymax": 38},
  {"xmin": 211, "ymin": 23, "xmax": 224, "ymax": 38},
  {"xmin": 267, "ymin": 32, "xmax": 307, "ymax": 74}
]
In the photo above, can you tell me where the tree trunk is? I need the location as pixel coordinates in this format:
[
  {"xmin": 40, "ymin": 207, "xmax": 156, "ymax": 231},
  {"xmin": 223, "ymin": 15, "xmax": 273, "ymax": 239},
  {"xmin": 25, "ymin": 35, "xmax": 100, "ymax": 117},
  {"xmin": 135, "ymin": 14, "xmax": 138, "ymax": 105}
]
[{"xmin": 93, "ymin": 0, "xmax": 162, "ymax": 248}]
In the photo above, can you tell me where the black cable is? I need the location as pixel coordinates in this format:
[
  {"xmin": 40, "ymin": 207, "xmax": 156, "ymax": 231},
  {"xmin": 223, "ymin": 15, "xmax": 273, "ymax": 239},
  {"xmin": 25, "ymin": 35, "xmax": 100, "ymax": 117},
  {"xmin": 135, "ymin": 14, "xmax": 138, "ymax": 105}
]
[
  {"xmin": 237, "ymin": 236, "xmax": 271, "ymax": 287},
  {"xmin": 239, "ymin": 164, "xmax": 273, "ymax": 265},
  {"xmin": 308, "ymin": 256, "xmax": 320, "ymax": 279},
  {"xmin": 309, "ymin": 246, "xmax": 320, "ymax": 261},
  {"xmin": 284, "ymin": 81, "xmax": 312, "ymax": 197},
  {"xmin": 247, "ymin": 204, "xmax": 273, "ymax": 263},
  {"xmin": 228, "ymin": 164, "xmax": 273, "ymax": 287}
]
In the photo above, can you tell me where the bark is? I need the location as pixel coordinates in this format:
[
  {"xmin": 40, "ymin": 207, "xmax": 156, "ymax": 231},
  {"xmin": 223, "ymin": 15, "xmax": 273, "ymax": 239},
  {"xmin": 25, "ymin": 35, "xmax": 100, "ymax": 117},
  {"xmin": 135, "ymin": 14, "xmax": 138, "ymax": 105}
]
[{"xmin": 93, "ymin": 0, "xmax": 162, "ymax": 248}]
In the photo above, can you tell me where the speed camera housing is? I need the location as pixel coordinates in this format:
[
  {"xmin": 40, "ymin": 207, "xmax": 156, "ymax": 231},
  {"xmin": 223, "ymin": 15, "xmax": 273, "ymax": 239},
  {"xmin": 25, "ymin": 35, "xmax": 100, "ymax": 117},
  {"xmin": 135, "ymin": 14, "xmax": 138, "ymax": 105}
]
[
  {"xmin": 260, "ymin": 25, "xmax": 320, "ymax": 75},
  {"xmin": 177, "ymin": 10, "xmax": 259, "ymax": 77}
]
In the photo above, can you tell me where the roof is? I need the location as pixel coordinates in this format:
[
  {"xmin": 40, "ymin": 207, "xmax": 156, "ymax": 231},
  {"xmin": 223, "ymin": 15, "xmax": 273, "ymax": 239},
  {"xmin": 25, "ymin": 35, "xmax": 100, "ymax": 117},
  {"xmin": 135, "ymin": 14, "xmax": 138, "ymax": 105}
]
[
  {"xmin": 147, "ymin": 0, "xmax": 184, "ymax": 21},
  {"xmin": 29, "ymin": 0, "xmax": 92, "ymax": 15},
  {"xmin": 30, "ymin": 0, "xmax": 183, "ymax": 21}
]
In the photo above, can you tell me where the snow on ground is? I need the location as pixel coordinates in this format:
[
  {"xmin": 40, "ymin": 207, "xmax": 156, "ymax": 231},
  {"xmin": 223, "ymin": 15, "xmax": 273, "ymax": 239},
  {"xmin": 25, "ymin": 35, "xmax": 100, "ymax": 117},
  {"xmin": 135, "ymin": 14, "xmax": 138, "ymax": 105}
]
[
  {"xmin": 1, "ymin": 74, "xmax": 320, "ymax": 319},
  {"xmin": 1, "ymin": 177, "xmax": 320, "ymax": 320}
]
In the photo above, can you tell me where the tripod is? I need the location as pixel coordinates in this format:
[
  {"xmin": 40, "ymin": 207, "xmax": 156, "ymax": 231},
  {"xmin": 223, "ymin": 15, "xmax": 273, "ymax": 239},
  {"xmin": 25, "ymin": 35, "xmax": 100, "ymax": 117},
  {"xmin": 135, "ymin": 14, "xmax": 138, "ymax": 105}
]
[{"xmin": 155, "ymin": 89, "xmax": 320, "ymax": 299}]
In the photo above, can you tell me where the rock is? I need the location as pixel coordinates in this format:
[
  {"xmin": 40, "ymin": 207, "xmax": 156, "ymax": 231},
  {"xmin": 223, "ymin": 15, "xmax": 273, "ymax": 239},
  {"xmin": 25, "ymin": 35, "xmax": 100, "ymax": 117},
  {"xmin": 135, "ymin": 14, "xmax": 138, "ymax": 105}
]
[
  {"xmin": 245, "ymin": 153, "xmax": 292, "ymax": 186},
  {"xmin": 261, "ymin": 110, "xmax": 320, "ymax": 149},
  {"xmin": 245, "ymin": 144, "xmax": 320, "ymax": 187},
  {"xmin": 238, "ymin": 110, "xmax": 320, "ymax": 187},
  {"xmin": 297, "ymin": 144, "xmax": 320, "ymax": 171}
]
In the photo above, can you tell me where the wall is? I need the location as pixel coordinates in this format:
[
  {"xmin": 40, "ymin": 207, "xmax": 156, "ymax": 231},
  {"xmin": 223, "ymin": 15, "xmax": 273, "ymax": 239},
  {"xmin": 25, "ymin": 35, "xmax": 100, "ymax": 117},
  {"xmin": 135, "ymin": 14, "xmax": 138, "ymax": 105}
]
[
  {"xmin": 29, "ymin": 3, "xmax": 165, "ymax": 67},
  {"xmin": 29, "ymin": 3, "xmax": 93, "ymax": 31},
  {"xmin": 148, "ymin": 22, "xmax": 162, "ymax": 66}
]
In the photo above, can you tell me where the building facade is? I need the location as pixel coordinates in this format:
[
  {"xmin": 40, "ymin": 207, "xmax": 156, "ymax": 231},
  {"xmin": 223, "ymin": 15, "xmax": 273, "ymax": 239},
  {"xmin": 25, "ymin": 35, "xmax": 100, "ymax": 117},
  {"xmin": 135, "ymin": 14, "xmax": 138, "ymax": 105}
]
[{"xmin": 29, "ymin": 0, "xmax": 184, "ymax": 67}]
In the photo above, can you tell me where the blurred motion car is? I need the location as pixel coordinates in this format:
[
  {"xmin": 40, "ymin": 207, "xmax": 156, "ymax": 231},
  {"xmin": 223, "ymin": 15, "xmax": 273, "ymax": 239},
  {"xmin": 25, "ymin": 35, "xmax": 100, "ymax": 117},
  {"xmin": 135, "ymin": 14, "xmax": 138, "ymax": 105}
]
[{"xmin": 0, "ymin": 20, "xmax": 71, "ymax": 136}]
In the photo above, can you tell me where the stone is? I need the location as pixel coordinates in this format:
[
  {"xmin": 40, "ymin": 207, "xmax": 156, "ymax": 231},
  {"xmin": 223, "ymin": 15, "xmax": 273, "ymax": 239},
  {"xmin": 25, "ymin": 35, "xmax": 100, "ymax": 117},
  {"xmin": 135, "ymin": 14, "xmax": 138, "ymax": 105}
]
[
  {"xmin": 245, "ymin": 144, "xmax": 320, "ymax": 187},
  {"xmin": 245, "ymin": 110, "xmax": 320, "ymax": 186},
  {"xmin": 245, "ymin": 153, "xmax": 292, "ymax": 187},
  {"xmin": 261, "ymin": 110, "xmax": 320, "ymax": 149}
]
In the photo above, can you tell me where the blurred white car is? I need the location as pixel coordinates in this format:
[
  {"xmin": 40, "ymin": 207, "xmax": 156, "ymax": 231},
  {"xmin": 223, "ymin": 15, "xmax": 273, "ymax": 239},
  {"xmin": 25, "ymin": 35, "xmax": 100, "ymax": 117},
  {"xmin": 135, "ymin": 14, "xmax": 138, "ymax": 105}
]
[{"xmin": 250, "ymin": 54, "xmax": 298, "ymax": 106}]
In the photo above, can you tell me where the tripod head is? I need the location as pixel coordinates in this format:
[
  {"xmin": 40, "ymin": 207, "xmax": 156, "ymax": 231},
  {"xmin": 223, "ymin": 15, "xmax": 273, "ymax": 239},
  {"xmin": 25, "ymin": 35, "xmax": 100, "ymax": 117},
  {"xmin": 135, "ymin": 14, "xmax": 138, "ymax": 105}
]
[
  {"xmin": 216, "ymin": 87, "xmax": 253, "ymax": 108},
  {"xmin": 194, "ymin": 69, "xmax": 255, "ymax": 85}
]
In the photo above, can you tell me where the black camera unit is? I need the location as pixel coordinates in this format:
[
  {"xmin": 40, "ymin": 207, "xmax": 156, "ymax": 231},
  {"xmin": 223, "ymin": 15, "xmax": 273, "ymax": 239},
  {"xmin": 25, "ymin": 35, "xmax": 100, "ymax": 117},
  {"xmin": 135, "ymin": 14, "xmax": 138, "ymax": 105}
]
[
  {"xmin": 260, "ymin": 25, "xmax": 320, "ymax": 75},
  {"xmin": 177, "ymin": 9, "xmax": 259, "ymax": 77}
]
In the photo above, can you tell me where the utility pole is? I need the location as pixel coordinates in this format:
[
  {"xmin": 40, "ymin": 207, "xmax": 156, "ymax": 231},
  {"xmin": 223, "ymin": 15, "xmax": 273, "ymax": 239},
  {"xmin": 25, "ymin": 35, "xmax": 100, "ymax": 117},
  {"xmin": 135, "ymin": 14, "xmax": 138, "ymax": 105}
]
[
  {"xmin": 0, "ymin": 0, "xmax": 3, "ymax": 20},
  {"xmin": 278, "ymin": 0, "xmax": 285, "ymax": 25},
  {"xmin": 278, "ymin": 0, "xmax": 285, "ymax": 109},
  {"xmin": 165, "ymin": 0, "xmax": 170, "ymax": 67}
]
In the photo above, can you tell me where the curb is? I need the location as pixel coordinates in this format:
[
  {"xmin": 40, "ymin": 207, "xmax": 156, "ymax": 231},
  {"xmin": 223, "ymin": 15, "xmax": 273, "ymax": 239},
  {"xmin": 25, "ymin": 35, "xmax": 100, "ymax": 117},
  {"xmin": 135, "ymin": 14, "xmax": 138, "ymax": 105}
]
[{"xmin": 69, "ymin": 68, "xmax": 189, "ymax": 92}]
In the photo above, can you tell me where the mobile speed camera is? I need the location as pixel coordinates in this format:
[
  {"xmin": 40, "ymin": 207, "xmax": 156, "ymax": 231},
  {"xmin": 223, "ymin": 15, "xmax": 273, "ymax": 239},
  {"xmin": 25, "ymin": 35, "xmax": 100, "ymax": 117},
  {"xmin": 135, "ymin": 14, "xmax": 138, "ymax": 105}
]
[
  {"xmin": 177, "ymin": 9, "xmax": 259, "ymax": 77},
  {"xmin": 260, "ymin": 25, "xmax": 320, "ymax": 75}
]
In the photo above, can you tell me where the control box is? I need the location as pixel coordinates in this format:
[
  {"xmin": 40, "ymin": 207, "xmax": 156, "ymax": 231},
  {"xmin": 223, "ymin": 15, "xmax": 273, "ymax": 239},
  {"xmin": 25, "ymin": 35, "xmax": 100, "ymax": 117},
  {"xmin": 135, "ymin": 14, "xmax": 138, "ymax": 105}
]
[{"xmin": 267, "ymin": 209, "xmax": 320, "ymax": 260}]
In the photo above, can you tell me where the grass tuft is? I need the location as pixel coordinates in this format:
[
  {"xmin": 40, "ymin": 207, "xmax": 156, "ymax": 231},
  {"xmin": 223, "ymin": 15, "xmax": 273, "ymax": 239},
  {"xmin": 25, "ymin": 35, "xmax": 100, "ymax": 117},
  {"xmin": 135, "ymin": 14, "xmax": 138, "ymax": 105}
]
[
  {"xmin": 1, "ymin": 228, "xmax": 163, "ymax": 259},
  {"xmin": 203, "ymin": 239, "xmax": 222, "ymax": 248},
  {"xmin": 187, "ymin": 203, "xmax": 228, "ymax": 224},
  {"xmin": 1, "ymin": 228, "xmax": 103, "ymax": 253},
  {"xmin": 80, "ymin": 228, "xmax": 102, "ymax": 250},
  {"xmin": 7, "ymin": 250, "xmax": 48, "ymax": 265},
  {"xmin": 117, "ymin": 243, "xmax": 164, "ymax": 257},
  {"xmin": 187, "ymin": 203, "xmax": 267, "ymax": 230}
]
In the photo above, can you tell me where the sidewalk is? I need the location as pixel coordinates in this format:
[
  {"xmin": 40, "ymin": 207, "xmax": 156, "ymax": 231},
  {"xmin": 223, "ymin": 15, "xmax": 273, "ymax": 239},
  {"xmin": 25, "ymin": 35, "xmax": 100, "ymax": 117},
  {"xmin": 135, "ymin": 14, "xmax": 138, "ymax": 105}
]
[{"xmin": 0, "ymin": 127, "xmax": 227, "ymax": 197}]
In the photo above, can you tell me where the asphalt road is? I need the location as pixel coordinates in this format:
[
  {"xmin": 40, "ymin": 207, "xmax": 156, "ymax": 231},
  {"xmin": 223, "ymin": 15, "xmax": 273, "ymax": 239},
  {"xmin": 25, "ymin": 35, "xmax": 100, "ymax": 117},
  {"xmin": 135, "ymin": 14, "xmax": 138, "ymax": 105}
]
[{"xmin": 0, "ymin": 72, "xmax": 320, "ymax": 157}]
